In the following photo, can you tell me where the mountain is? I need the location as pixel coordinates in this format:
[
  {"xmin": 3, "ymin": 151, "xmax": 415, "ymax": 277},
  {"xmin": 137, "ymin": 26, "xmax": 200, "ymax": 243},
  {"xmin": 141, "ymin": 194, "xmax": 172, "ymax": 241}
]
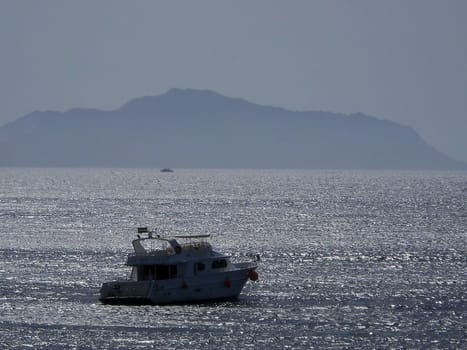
[{"xmin": 0, "ymin": 88, "xmax": 465, "ymax": 169}]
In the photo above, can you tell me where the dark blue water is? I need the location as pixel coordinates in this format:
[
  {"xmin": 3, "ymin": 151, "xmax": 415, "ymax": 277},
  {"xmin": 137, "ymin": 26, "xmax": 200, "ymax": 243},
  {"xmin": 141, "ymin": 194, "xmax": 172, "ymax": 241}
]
[{"xmin": 0, "ymin": 169, "xmax": 465, "ymax": 349}]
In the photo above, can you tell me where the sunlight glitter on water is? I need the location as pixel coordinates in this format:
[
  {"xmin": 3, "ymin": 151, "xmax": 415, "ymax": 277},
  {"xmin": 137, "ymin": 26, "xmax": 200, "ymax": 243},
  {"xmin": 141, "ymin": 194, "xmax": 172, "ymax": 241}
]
[{"xmin": 0, "ymin": 169, "xmax": 465, "ymax": 349}]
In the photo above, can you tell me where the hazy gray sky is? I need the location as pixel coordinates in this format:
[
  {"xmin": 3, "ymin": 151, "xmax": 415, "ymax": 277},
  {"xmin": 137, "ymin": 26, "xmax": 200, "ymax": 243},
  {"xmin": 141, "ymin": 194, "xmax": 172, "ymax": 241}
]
[{"xmin": 1, "ymin": 0, "xmax": 466, "ymax": 162}]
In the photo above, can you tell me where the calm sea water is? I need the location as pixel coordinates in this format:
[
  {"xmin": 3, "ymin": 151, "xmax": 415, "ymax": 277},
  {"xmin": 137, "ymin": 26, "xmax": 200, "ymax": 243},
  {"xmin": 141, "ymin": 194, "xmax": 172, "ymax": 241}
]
[{"xmin": 0, "ymin": 168, "xmax": 465, "ymax": 349}]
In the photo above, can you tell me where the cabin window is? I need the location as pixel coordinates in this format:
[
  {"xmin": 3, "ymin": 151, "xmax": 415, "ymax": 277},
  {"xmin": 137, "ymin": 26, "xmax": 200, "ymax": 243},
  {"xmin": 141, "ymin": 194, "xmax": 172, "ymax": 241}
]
[
  {"xmin": 139, "ymin": 266, "xmax": 154, "ymax": 280},
  {"xmin": 195, "ymin": 262, "xmax": 206, "ymax": 273},
  {"xmin": 138, "ymin": 265, "xmax": 177, "ymax": 280},
  {"xmin": 155, "ymin": 264, "xmax": 178, "ymax": 280},
  {"xmin": 211, "ymin": 259, "xmax": 227, "ymax": 269}
]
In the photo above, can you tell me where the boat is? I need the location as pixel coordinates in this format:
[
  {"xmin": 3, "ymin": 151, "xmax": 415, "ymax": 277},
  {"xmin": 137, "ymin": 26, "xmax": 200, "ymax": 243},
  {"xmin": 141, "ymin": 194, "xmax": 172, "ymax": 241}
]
[
  {"xmin": 99, "ymin": 227, "xmax": 259, "ymax": 304},
  {"xmin": 160, "ymin": 168, "xmax": 174, "ymax": 173}
]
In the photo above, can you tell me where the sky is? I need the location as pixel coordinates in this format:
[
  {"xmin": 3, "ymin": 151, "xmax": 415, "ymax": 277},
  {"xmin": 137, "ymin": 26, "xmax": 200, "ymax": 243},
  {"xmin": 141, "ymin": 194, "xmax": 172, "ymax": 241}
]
[{"xmin": 0, "ymin": 0, "xmax": 466, "ymax": 162}]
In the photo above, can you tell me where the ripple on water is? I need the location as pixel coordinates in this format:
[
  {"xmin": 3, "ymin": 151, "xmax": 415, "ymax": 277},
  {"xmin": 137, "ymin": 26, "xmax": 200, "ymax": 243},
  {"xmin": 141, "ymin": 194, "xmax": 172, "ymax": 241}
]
[{"xmin": 0, "ymin": 169, "xmax": 465, "ymax": 348}]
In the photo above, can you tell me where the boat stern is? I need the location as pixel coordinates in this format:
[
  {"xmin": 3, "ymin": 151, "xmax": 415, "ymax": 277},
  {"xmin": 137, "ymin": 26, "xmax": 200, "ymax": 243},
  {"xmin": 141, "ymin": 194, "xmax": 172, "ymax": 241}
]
[{"xmin": 99, "ymin": 280, "xmax": 152, "ymax": 304}]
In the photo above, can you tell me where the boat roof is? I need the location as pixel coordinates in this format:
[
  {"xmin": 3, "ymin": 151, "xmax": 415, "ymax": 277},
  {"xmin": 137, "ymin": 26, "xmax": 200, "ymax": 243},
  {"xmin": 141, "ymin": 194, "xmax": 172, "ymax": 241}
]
[
  {"xmin": 136, "ymin": 227, "xmax": 210, "ymax": 240},
  {"xmin": 171, "ymin": 234, "xmax": 210, "ymax": 239}
]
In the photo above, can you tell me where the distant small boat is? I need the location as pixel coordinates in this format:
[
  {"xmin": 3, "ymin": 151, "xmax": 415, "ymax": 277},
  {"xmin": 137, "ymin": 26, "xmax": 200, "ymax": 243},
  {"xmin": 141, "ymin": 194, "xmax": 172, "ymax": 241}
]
[
  {"xmin": 160, "ymin": 168, "xmax": 174, "ymax": 173},
  {"xmin": 99, "ymin": 227, "xmax": 259, "ymax": 305}
]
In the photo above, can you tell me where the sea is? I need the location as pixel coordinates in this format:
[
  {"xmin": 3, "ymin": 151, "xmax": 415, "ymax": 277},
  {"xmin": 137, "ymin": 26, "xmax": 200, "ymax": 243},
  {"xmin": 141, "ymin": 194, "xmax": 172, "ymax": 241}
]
[{"xmin": 0, "ymin": 168, "xmax": 465, "ymax": 349}]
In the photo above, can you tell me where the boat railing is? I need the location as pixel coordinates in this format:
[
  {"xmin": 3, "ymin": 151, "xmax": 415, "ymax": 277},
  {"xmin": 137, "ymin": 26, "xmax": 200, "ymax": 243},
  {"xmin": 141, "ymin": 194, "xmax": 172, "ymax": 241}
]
[
  {"xmin": 180, "ymin": 241, "xmax": 212, "ymax": 250},
  {"xmin": 128, "ymin": 249, "xmax": 172, "ymax": 257}
]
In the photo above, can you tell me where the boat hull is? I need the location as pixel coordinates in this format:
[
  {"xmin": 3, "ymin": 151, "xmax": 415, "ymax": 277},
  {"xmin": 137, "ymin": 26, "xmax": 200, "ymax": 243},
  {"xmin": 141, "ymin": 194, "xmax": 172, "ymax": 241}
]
[{"xmin": 99, "ymin": 268, "xmax": 253, "ymax": 305}]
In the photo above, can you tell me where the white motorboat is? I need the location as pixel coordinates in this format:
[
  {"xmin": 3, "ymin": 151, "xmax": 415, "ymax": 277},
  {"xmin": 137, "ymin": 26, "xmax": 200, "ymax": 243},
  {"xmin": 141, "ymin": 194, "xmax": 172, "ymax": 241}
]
[{"xmin": 99, "ymin": 227, "xmax": 259, "ymax": 304}]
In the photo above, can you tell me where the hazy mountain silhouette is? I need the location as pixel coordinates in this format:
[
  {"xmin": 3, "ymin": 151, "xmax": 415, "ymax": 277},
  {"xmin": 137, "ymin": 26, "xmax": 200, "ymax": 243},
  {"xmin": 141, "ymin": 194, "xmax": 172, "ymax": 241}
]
[{"xmin": 0, "ymin": 88, "xmax": 465, "ymax": 169}]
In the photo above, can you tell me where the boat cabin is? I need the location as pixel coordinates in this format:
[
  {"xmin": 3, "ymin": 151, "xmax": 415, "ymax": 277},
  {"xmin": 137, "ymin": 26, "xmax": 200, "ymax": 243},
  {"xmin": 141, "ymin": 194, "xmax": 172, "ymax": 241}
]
[{"xmin": 126, "ymin": 228, "xmax": 232, "ymax": 282}]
